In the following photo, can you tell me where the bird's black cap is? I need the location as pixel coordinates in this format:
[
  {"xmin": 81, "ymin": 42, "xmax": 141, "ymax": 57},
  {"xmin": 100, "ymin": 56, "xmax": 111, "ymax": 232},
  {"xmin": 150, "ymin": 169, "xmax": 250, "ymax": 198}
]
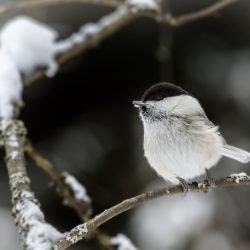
[{"xmin": 142, "ymin": 82, "xmax": 188, "ymax": 102}]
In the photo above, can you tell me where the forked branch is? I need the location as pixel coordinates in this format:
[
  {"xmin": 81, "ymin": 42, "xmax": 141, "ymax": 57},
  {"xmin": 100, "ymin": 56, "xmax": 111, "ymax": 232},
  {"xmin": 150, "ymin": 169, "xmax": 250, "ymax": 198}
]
[{"xmin": 162, "ymin": 0, "xmax": 238, "ymax": 27}]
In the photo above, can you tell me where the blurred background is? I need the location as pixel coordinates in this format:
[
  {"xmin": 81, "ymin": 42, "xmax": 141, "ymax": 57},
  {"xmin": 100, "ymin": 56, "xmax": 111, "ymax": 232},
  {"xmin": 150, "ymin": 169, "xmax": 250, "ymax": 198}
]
[{"xmin": 0, "ymin": 0, "xmax": 250, "ymax": 249}]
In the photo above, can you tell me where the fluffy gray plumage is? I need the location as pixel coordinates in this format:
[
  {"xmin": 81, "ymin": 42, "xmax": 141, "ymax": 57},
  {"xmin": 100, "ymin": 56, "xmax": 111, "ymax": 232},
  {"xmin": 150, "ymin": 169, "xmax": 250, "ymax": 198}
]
[{"xmin": 134, "ymin": 82, "xmax": 250, "ymax": 185}]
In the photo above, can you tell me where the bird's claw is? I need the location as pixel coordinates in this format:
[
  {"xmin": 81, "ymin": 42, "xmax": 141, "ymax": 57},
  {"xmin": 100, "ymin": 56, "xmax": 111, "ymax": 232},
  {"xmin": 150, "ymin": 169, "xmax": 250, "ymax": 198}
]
[
  {"xmin": 205, "ymin": 169, "xmax": 215, "ymax": 190},
  {"xmin": 177, "ymin": 177, "xmax": 189, "ymax": 195}
]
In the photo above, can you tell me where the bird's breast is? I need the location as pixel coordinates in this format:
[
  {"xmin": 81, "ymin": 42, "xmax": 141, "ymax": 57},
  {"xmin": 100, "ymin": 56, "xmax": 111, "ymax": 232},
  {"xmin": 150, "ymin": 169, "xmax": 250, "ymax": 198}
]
[{"xmin": 143, "ymin": 117, "xmax": 223, "ymax": 181}]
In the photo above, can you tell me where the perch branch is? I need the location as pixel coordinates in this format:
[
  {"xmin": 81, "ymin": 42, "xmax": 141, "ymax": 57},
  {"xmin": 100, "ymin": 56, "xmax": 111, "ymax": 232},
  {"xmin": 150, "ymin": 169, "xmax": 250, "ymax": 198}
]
[
  {"xmin": 1, "ymin": 119, "xmax": 61, "ymax": 249},
  {"xmin": 162, "ymin": 0, "xmax": 238, "ymax": 27},
  {"xmin": 54, "ymin": 173, "xmax": 250, "ymax": 249}
]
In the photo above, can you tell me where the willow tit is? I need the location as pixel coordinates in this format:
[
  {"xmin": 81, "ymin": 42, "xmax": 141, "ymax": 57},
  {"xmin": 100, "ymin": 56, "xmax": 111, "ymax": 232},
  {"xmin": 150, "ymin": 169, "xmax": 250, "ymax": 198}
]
[{"xmin": 133, "ymin": 82, "xmax": 250, "ymax": 191}]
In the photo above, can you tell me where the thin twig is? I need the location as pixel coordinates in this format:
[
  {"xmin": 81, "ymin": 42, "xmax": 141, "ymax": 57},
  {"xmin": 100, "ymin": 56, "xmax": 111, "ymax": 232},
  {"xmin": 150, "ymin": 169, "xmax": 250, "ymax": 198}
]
[
  {"xmin": 24, "ymin": 140, "xmax": 92, "ymax": 219},
  {"xmin": 25, "ymin": 140, "xmax": 116, "ymax": 250},
  {"xmin": 54, "ymin": 173, "xmax": 250, "ymax": 249},
  {"xmin": 0, "ymin": 0, "xmax": 122, "ymax": 15},
  {"xmin": 162, "ymin": 0, "xmax": 238, "ymax": 27}
]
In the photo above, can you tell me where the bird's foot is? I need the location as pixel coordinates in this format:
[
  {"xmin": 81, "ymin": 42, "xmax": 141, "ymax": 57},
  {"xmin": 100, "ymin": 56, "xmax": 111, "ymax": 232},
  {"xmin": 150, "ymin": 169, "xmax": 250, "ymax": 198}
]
[
  {"xmin": 205, "ymin": 169, "xmax": 215, "ymax": 191},
  {"xmin": 177, "ymin": 177, "xmax": 189, "ymax": 195}
]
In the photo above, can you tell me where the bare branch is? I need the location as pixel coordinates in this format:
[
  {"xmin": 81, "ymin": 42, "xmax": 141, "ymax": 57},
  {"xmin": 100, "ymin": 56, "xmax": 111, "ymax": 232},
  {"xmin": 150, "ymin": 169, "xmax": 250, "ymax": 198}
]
[
  {"xmin": 54, "ymin": 173, "xmax": 250, "ymax": 249},
  {"xmin": 1, "ymin": 119, "xmax": 62, "ymax": 249},
  {"xmin": 162, "ymin": 0, "xmax": 238, "ymax": 27}
]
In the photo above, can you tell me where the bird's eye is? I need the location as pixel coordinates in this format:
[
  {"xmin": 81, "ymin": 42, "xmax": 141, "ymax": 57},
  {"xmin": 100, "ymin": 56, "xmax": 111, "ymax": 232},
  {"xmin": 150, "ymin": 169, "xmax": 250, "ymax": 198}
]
[
  {"xmin": 155, "ymin": 97, "xmax": 162, "ymax": 101},
  {"xmin": 141, "ymin": 106, "xmax": 147, "ymax": 112}
]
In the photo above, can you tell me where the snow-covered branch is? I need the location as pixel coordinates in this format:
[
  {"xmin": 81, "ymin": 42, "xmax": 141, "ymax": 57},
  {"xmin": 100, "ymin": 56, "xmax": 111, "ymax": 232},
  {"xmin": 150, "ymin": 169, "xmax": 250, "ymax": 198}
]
[
  {"xmin": 26, "ymin": 0, "xmax": 238, "ymax": 84},
  {"xmin": 1, "ymin": 120, "xmax": 62, "ymax": 250},
  {"xmin": 54, "ymin": 173, "xmax": 250, "ymax": 249},
  {"xmin": 1, "ymin": 16, "xmax": 59, "ymax": 78},
  {"xmin": 25, "ymin": 141, "xmax": 118, "ymax": 250},
  {"xmin": 26, "ymin": 6, "xmax": 136, "ymax": 84},
  {"xmin": 0, "ymin": 16, "xmax": 65, "ymax": 248},
  {"xmin": 0, "ymin": 0, "xmax": 236, "ymax": 86},
  {"xmin": 63, "ymin": 173, "xmax": 91, "ymax": 204},
  {"xmin": 0, "ymin": 51, "xmax": 22, "ymax": 119},
  {"xmin": 0, "ymin": 1, "xmax": 241, "ymax": 249},
  {"xmin": 0, "ymin": 10, "xmax": 134, "ymax": 87},
  {"xmin": 25, "ymin": 141, "xmax": 92, "ymax": 219},
  {"xmin": 0, "ymin": 0, "xmax": 238, "ymax": 29},
  {"xmin": 0, "ymin": 0, "xmax": 160, "ymax": 16},
  {"xmin": 111, "ymin": 234, "xmax": 138, "ymax": 250},
  {"xmin": 0, "ymin": 0, "xmax": 122, "ymax": 16}
]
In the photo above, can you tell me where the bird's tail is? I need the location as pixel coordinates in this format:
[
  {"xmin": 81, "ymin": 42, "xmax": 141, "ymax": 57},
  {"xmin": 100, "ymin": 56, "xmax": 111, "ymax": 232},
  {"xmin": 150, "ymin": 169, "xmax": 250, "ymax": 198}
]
[{"xmin": 222, "ymin": 144, "xmax": 250, "ymax": 163}]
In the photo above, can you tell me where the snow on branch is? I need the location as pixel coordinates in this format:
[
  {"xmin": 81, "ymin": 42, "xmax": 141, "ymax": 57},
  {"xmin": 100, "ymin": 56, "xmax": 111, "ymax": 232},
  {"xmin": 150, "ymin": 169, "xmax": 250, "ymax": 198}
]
[
  {"xmin": 54, "ymin": 174, "xmax": 250, "ymax": 249},
  {"xmin": 54, "ymin": 6, "xmax": 133, "ymax": 55},
  {"xmin": 230, "ymin": 172, "xmax": 249, "ymax": 183},
  {"xmin": 0, "ymin": 0, "xmax": 235, "ymax": 86},
  {"xmin": 27, "ymin": 6, "xmax": 135, "ymax": 84},
  {"xmin": 126, "ymin": 0, "xmax": 159, "ymax": 11},
  {"xmin": 0, "ymin": 16, "xmax": 60, "ymax": 118},
  {"xmin": 111, "ymin": 234, "xmax": 138, "ymax": 250},
  {"xmin": 0, "ymin": 1, "xmax": 241, "ymax": 249},
  {"xmin": 0, "ymin": 120, "xmax": 62, "ymax": 250},
  {"xmin": 0, "ymin": 0, "xmax": 238, "ymax": 28},
  {"xmin": 0, "ymin": 8, "xmax": 137, "ymax": 109},
  {"xmin": 0, "ymin": 0, "xmax": 122, "ymax": 16},
  {"xmin": 0, "ymin": 50, "xmax": 22, "ymax": 119},
  {"xmin": 63, "ymin": 172, "xmax": 91, "ymax": 204},
  {"xmin": 0, "ymin": 7, "xmax": 135, "ymax": 87},
  {"xmin": 1, "ymin": 16, "xmax": 59, "ymax": 77},
  {"xmin": 4, "ymin": 6, "xmax": 144, "ymax": 88},
  {"xmin": 0, "ymin": 0, "xmax": 159, "ymax": 17},
  {"xmin": 0, "ymin": 0, "xmax": 237, "ymax": 119},
  {"xmin": 24, "ymin": 142, "xmax": 117, "ymax": 250},
  {"xmin": 24, "ymin": 141, "xmax": 92, "ymax": 218},
  {"xmin": 26, "ymin": 0, "xmax": 238, "ymax": 84}
]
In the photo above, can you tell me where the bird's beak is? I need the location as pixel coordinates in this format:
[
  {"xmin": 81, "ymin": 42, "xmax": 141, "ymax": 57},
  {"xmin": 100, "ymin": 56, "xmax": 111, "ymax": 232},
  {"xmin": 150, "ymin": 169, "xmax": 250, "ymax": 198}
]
[{"xmin": 133, "ymin": 100, "xmax": 145, "ymax": 108}]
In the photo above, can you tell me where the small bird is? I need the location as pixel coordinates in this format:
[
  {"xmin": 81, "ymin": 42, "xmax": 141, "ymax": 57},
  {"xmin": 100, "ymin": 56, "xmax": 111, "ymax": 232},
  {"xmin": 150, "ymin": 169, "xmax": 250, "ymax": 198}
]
[{"xmin": 133, "ymin": 82, "xmax": 250, "ymax": 191}]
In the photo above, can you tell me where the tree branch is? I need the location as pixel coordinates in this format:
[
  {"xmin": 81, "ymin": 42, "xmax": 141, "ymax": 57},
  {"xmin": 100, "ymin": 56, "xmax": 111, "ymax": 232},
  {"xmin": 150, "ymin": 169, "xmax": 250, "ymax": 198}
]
[
  {"xmin": 162, "ymin": 0, "xmax": 238, "ymax": 27},
  {"xmin": 25, "ymin": 140, "xmax": 116, "ymax": 250},
  {"xmin": 25, "ymin": 6, "xmax": 135, "ymax": 85},
  {"xmin": 54, "ymin": 173, "xmax": 250, "ymax": 249},
  {"xmin": 21, "ymin": 0, "xmax": 237, "ymax": 85},
  {"xmin": 0, "ymin": 1, "xmax": 240, "ymax": 249},
  {"xmin": 24, "ymin": 140, "xmax": 92, "ymax": 219},
  {"xmin": 0, "ymin": 0, "xmax": 122, "ymax": 15},
  {"xmin": 0, "ymin": 119, "xmax": 62, "ymax": 249},
  {"xmin": 0, "ymin": 0, "xmax": 239, "ymax": 36}
]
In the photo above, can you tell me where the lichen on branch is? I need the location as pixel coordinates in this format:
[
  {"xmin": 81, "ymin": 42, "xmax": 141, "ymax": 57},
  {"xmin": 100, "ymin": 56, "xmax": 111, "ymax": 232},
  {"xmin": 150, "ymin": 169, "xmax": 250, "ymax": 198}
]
[{"xmin": 1, "ymin": 120, "xmax": 62, "ymax": 250}]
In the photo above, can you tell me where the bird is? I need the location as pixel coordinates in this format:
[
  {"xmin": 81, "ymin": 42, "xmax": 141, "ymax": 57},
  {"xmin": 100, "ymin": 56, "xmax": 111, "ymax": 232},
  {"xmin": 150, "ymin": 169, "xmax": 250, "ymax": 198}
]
[{"xmin": 133, "ymin": 82, "xmax": 250, "ymax": 191}]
